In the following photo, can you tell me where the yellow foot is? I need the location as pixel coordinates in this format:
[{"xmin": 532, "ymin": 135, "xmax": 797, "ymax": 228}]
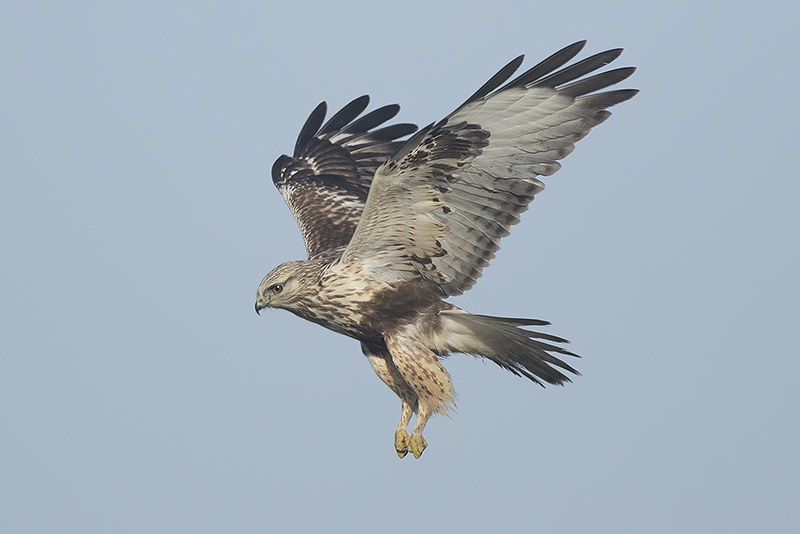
[
  {"xmin": 410, "ymin": 434, "xmax": 427, "ymax": 459},
  {"xmin": 394, "ymin": 429, "xmax": 410, "ymax": 458}
]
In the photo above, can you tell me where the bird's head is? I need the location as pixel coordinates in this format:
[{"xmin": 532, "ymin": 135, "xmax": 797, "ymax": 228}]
[{"xmin": 255, "ymin": 260, "xmax": 309, "ymax": 314}]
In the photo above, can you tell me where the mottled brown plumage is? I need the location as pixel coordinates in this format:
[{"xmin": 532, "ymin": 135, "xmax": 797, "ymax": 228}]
[{"xmin": 256, "ymin": 42, "xmax": 637, "ymax": 458}]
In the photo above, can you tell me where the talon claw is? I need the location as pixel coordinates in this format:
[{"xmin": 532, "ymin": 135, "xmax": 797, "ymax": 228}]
[{"xmin": 394, "ymin": 429, "xmax": 410, "ymax": 458}]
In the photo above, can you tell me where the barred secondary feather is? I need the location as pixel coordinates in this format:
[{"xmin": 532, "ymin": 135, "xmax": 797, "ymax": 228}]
[{"xmin": 256, "ymin": 41, "xmax": 637, "ymax": 458}]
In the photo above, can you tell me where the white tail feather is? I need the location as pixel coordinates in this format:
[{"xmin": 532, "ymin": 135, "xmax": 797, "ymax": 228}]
[{"xmin": 439, "ymin": 309, "xmax": 580, "ymax": 386}]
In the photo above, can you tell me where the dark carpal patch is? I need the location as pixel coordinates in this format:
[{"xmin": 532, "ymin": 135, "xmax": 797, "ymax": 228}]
[{"xmin": 399, "ymin": 122, "xmax": 490, "ymax": 174}]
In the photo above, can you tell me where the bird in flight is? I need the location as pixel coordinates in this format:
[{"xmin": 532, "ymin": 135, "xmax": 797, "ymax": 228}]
[{"xmin": 255, "ymin": 41, "xmax": 637, "ymax": 458}]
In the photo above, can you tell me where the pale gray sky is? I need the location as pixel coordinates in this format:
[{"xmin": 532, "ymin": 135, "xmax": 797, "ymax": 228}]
[{"xmin": 2, "ymin": 1, "xmax": 798, "ymax": 532}]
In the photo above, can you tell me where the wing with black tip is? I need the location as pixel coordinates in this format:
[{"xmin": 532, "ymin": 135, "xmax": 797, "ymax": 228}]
[{"xmin": 272, "ymin": 96, "xmax": 418, "ymax": 258}]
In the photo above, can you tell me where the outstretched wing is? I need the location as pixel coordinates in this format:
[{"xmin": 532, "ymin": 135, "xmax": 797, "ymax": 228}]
[
  {"xmin": 341, "ymin": 41, "xmax": 638, "ymax": 296},
  {"xmin": 272, "ymin": 96, "xmax": 418, "ymax": 259}
]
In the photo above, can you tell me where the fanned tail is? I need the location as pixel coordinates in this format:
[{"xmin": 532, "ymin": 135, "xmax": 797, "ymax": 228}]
[{"xmin": 439, "ymin": 310, "xmax": 580, "ymax": 386}]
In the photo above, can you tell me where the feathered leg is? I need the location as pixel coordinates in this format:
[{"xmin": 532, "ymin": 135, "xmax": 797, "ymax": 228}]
[
  {"xmin": 361, "ymin": 342, "xmax": 418, "ymax": 458},
  {"xmin": 384, "ymin": 332, "xmax": 455, "ymax": 459}
]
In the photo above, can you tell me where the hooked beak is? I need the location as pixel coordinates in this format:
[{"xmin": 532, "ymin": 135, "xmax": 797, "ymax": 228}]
[{"xmin": 255, "ymin": 296, "xmax": 264, "ymax": 315}]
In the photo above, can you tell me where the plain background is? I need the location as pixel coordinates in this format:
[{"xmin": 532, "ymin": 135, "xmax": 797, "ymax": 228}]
[{"xmin": 2, "ymin": 1, "xmax": 798, "ymax": 532}]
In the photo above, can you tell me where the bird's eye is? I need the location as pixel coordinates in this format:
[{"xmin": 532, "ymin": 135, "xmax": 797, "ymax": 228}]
[{"xmin": 271, "ymin": 284, "xmax": 283, "ymax": 294}]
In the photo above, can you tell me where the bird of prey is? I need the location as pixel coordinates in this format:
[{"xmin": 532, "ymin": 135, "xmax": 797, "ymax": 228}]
[{"xmin": 255, "ymin": 41, "xmax": 637, "ymax": 458}]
